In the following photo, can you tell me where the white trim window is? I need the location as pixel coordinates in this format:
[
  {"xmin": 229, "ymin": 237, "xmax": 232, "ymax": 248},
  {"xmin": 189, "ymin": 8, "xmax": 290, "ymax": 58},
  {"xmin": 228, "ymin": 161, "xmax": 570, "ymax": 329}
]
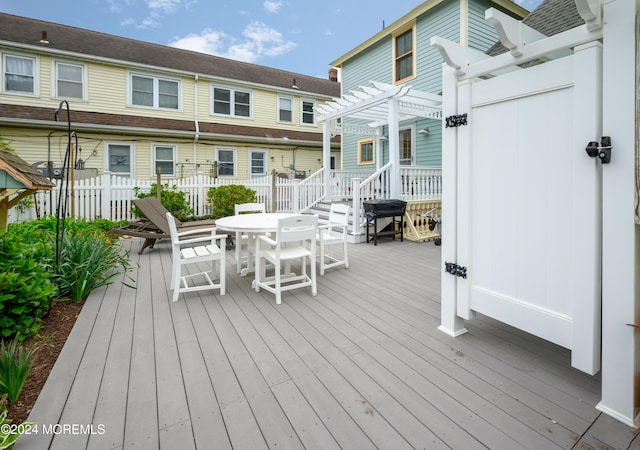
[
  {"xmin": 278, "ymin": 96, "xmax": 293, "ymax": 123},
  {"xmin": 55, "ymin": 61, "xmax": 85, "ymax": 100},
  {"xmin": 3, "ymin": 54, "xmax": 36, "ymax": 94},
  {"xmin": 249, "ymin": 149, "xmax": 267, "ymax": 177},
  {"xmin": 301, "ymin": 99, "xmax": 315, "ymax": 125},
  {"xmin": 130, "ymin": 73, "xmax": 180, "ymax": 110},
  {"xmin": 105, "ymin": 142, "xmax": 135, "ymax": 178},
  {"xmin": 212, "ymin": 86, "xmax": 251, "ymax": 118},
  {"xmin": 153, "ymin": 144, "xmax": 176, "ymax": 176},
  {"xmin": 216, "ymin": 148, "xmax": 236, "ymax": 177}
]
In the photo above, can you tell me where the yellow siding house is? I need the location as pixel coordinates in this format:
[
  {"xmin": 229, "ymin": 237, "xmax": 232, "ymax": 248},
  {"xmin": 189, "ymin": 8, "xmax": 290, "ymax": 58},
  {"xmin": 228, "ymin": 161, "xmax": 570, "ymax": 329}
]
[{"xmin": 0, "ymin": 13, "xmax": 341, "ymax": 181}]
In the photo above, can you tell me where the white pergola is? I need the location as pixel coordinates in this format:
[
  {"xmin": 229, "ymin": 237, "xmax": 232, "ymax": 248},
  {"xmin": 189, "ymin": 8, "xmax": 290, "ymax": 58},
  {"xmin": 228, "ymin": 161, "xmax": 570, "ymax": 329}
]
[{"xmin": 316, "ymin": 81, "xmax": 442, "ymax": 199}]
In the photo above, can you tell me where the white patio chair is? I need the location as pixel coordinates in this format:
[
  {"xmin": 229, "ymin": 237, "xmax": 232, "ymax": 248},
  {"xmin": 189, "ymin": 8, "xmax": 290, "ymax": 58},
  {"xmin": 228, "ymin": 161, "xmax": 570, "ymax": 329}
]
[
  {"xmin": 254, "ymin": 214, "xmax": 318, "ymax": 304},
  {"xmin": 167, "ymin": 212, "xmax": 227, "ymax": 302},
  {"xmin": 318, "ymin": 203, "xmax": 350, "ymax": 275},
  {"xmin": 233, "ymin": 202, "xmax": 266, "ymax": 274}
]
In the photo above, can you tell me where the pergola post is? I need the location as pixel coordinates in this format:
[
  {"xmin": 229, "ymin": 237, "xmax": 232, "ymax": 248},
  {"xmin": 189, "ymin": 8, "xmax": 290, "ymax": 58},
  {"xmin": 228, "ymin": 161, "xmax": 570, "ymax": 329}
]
[
  {"xmin": 322, "ymin": 120, "xmax": 332, "ymax": 202},
  {"xmin": 388, "ymin": 97, "xmax": 400, "ymax": 199}
]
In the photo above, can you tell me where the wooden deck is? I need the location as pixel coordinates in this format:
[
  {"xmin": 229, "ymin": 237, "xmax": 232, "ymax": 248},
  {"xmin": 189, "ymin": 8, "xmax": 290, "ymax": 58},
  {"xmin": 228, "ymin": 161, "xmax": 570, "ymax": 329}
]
[{"xmin": 15, "ymin": 237, "xmax": 640, "ymax": 450}]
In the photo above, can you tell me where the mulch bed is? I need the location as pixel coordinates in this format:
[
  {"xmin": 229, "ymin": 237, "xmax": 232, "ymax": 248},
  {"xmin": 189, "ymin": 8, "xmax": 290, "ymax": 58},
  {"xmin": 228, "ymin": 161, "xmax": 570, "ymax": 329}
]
[{"xmin": 5, "ymin": 299, "xmax": 84, "ymax": 425}]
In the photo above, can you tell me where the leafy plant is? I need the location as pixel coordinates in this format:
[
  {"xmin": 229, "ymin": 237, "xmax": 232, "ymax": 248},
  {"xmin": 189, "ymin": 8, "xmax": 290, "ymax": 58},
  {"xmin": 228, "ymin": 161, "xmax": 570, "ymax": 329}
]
[
  {"xmin": 0, "ymin": 338, "xmax": 38, "ymax": 403},
  {"xmin": 56, "ymin": 231, "xmax": 134, "ymax": 302},
  {"xmin": 207, "ymin": 185, "xmax": 257, "ymax": 218},
  {"xmin": 0, "ymin": 234, "xmax": 57, "ymax": 337},
  {"xmin": 0, "ymin": 394, "xmax": 35, "ymax": 448},
  {"xmin": 133, "ymin": 183, "xmax": 193, "ymax": 220}
]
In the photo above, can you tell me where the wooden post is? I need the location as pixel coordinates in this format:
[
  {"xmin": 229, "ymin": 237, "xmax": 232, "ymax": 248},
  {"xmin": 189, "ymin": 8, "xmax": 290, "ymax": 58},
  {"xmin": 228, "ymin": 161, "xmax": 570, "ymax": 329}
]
[
  {"xmin": 156, "ymin": 168, "xmax": 162, "ymax": 200},
  {"xmin": 271, "ymin": 170, "xmax": 277, "ymax": 212}
]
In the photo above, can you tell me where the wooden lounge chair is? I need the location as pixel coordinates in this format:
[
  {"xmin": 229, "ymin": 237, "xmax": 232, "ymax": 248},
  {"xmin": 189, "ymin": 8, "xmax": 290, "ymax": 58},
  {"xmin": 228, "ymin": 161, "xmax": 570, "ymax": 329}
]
[{"xmin": 112, "ymin": 197, "xmax": 217, "ymax": 254}]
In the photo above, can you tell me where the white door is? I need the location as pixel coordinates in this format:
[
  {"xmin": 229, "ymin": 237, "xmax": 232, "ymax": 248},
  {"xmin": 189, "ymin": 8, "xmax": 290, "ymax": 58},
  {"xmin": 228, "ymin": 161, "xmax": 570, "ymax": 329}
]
[{"xmin": 452, "ymin": 44, "xmax": 602, "ymax": 375}]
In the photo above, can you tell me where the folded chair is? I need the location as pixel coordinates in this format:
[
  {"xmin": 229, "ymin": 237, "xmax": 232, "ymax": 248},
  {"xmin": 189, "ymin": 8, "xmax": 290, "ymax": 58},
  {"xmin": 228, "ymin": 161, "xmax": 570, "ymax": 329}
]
[
  {"xmin": 233, "ymin": 202, "xmax": 266, "ymax": 274},
  {"xmin": 318, "ymin": 203, "xmax": 350, "ymax": 275},
  {"xmin": 167, "ymin": 212, "xmax": 227, "ymax": 302},
  {"xmin": 254, "ymin": 214, "xmax": 318, "ymax": 305},
  {"xmin": 113, "ymin": 196, "xmax": 217, "ymax": 254}
]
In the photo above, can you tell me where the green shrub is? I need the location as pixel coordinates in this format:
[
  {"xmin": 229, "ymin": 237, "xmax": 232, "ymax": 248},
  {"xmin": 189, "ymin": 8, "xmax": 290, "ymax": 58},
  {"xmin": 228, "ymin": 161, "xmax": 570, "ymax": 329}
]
[
  {"xmin": 1, "ymin": 217, "xmax": 134, "ymax": 337},
  {"xmin": 0, "ymin": 234, "xmax": 57, "ymax": 338},
  {"xmin": 207, "ymin": 185, "xmax": 257, "ymax": 218},
  {"xmin": 56, "ymin": 231, "xmax": 134, "ymax": 302},
  {"xmin": 133, "ymin": 183, "xmax": 193, "ymax": 220},
  {"xmin": 0, "ymin": 339, "xmax": 38, "ymax": 403}
]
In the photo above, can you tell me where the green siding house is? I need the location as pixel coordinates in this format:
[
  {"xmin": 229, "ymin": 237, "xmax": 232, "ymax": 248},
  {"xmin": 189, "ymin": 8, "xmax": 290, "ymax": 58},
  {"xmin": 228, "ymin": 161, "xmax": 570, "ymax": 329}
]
[{"xmin": 323, "ymin": 0, "xmax": 529, "ymax": 175}]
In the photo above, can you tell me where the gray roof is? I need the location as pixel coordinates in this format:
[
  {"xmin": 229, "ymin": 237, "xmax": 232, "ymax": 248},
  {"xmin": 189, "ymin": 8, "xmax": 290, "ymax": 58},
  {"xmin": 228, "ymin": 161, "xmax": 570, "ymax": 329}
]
[
  {"xmin": 487, "ymin": 0, "xmax": 585, "ymax": 56},
  {"xmin": 0, "ymin": 13, "xmax": 340, "ymax": 98}
]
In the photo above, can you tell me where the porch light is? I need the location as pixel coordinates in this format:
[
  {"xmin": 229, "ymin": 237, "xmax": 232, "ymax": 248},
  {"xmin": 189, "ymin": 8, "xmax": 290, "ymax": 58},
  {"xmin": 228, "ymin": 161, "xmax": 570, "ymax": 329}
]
[
  {"xmin": 418, "ymin": 127, "xmax": 429, "ymax": 135},
  {"xmin": 379, "ymin": 135, "xmax": 388, "ymax": 141}
]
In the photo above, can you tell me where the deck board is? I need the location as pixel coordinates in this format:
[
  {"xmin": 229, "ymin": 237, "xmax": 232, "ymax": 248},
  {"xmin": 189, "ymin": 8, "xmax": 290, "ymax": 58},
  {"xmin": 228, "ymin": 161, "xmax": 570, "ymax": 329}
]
[{"xmin": 14, "ymin": 237, "xmax": 640, "ymax": 450}]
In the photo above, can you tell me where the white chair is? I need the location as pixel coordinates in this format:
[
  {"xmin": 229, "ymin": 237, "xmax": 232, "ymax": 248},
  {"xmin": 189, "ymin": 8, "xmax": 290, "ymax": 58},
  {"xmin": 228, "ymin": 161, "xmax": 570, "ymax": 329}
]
[
  {"xmin": 318, "ymin": 203, "xmax": 350, "ymax": 275},
  {"xmin": 167, "ymin": 212, "xmax": 227, "ymax": 302},
  {"xmin": 254, "ymin": 214, "xmax": 318, "ymax": 305},
  {"xmin": 233, "ymin": 202, "xmax": 266, "ymax": 274}
]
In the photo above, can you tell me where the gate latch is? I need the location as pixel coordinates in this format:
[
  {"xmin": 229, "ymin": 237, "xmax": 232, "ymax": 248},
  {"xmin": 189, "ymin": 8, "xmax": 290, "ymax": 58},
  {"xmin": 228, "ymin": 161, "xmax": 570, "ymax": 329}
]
[
  {"xmin": 585, "ymin": 136, "xmax": 612, "ymax": 164},
  {"xmin": 445, "ymin": 262, "xmax": 467, "ymax": 279}
]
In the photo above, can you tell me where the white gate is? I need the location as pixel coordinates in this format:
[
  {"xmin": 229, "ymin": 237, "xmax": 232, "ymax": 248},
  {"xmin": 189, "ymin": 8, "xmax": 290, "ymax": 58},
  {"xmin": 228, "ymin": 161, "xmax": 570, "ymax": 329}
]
[{"xmin": 434, "ymin": 6, "xmax": 605, "ymax": 375}]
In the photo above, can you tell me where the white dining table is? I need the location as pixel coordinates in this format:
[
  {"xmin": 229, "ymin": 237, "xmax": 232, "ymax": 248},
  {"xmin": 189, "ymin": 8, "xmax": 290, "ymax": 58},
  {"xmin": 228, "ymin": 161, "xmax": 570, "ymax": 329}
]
[{"xmin": 215, "ymin": 213, "xmax": 296, "ymax": 277}]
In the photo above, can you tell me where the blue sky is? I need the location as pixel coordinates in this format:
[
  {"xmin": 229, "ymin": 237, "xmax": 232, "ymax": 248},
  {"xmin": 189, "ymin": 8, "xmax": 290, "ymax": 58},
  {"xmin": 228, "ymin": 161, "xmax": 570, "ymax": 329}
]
[{"xmin": 2, "ymin": 0, "xmax": 543, "ymax": 79}]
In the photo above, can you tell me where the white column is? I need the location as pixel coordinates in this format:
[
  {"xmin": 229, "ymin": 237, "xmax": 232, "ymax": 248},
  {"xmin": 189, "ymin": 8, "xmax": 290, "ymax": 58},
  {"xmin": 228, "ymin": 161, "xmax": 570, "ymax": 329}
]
[
  {"xmin": 388, "ymin": 97, "xmax": 400, "ymax": 199},
  {"xmin": 322, "ymin": 120, "xmax": 332, "ymax": 202},
  {"xmin": 597, "ymin": 0, "xmax": 640, "ymax": 427},
  {"xmin": 439, "ymin": 64, "xmax": 468, "ymax": 337},
  {"xmin": 571, "ymin": 41, "xmax": 602, "ymax": 375}
]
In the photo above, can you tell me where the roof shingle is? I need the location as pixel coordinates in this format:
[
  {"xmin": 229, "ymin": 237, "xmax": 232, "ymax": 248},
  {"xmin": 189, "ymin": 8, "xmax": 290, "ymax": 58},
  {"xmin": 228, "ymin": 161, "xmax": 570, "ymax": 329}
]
[{"xmin": 0, "ymin": 13, "xmax": 340, "ymax": 98}]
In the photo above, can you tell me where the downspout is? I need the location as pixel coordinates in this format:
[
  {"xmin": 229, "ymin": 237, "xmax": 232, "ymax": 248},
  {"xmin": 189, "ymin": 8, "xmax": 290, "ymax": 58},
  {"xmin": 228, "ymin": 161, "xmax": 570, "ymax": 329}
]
[{"xmin": 193, "ymin": 74, "xmax": 199, "ymax": 175}]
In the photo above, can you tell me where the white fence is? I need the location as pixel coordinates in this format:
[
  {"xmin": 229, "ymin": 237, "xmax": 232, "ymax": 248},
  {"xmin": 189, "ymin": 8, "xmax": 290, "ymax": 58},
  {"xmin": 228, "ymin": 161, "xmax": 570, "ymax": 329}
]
[{"xmin": 8, "ymin": 167, "xmax": 442, "ymax": 224}]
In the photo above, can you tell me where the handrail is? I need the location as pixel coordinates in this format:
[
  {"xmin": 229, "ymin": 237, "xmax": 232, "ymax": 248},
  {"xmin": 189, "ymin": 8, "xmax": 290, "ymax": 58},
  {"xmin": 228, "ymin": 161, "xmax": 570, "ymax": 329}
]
[{"xmin": 297, "ymin": 167, "xmax": 323, "ymax": 213}]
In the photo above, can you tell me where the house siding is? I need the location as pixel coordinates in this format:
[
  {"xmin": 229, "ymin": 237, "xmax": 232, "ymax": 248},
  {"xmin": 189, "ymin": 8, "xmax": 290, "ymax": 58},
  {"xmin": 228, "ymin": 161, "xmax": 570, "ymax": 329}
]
[
  {"xmin": 0, "ymin": 13, "xmax": 340, "ymax": 181},
  {"xmin": 334, "ymin": 0, "xmax": 528, "ymax": 173}
]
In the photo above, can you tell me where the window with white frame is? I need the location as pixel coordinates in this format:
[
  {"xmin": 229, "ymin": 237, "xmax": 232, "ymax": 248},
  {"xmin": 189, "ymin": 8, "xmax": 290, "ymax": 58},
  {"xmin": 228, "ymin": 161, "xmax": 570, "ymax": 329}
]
[
  {"xmin": 217, "ymin": 148, "xmax": 236, "ymax": 177},
  {"xmin": 278, "ymin": 96, "xmax": 293, "ymax": 123},
  {"xmin": 153, "ymin": 144, "xmax": 176, "ymax": 176},
  {"xmin": 55, "ymin": 61, "xmax": 84, "ymax": 99},
  {"xmin": 212, "ymin": 86, "xmax": 251, "ymax": 117},
  {"xmin": 106, "ymin": 143, "xmax": 134, "ymax": 177},
  {"xmin": 130, "ymin": 73, "xmax": 179, "ymax": 109},
  {"xmin": 249, "ymin": 150, "xmax": 267, "ymax": 177},
  {"xmin": 301, "ymin": 99, "xmax": 315, "ymax": 125},
  {"xmin": 4, "ymin": 54, "xmax": 36, "ymax": 94}
]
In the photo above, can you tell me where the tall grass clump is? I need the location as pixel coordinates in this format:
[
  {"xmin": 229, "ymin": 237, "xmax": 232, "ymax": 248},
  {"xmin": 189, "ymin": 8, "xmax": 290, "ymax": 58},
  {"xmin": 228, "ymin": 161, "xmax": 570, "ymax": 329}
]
[
  {"xmin": 0, "ymin": 338, "xmax": 38, "ymax": 403},
  {"xmin": 57, "ymin": 231, "xmax": 134, "ymax": 302}
]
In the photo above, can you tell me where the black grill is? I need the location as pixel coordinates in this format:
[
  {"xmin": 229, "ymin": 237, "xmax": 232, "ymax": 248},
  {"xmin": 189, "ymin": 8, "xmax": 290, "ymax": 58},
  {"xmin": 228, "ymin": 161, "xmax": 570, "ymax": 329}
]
[{"xmin": 363, "ymin": 199, "xmax": 407, "ymax": 245}]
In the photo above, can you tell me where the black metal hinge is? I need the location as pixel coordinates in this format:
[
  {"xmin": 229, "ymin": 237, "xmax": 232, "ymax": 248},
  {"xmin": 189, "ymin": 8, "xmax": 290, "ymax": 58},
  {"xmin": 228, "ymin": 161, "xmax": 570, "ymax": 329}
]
[
  {"xmin": 445, "ymin": 114, "xmax": 468, "ymax": 128},
  {"xmin": 445, "ymin": 262, "xmax": 467, "ymax": 279}
]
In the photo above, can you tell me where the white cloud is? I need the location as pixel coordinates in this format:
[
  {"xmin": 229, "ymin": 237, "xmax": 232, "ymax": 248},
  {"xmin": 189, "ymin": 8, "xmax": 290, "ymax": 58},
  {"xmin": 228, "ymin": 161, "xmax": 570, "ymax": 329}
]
[
  {"xmin": 169, "ymin": 21, "xmax": 295, "ymax": 63},
  {"xmin": 146, "ymin": 0, "xmax": 181, "ymax": 15},
  {"xmin": 263, "ymin": 1, "xmax": 282, "ymax": 14}
]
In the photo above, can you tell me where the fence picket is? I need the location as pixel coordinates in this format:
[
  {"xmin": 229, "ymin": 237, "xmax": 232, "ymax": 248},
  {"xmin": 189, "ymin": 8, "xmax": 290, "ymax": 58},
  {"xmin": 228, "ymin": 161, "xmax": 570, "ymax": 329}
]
[{"xmin": 8, "ymin": 167, "xmax": 442, "ymax": 224}]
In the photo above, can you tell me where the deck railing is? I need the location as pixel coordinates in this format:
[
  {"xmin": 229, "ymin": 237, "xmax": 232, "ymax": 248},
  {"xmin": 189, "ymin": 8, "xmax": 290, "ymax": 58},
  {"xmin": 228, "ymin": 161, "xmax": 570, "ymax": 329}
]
[{"xmin": 8, "ymin": 166, "xmax": 442, "ymax": 225}]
